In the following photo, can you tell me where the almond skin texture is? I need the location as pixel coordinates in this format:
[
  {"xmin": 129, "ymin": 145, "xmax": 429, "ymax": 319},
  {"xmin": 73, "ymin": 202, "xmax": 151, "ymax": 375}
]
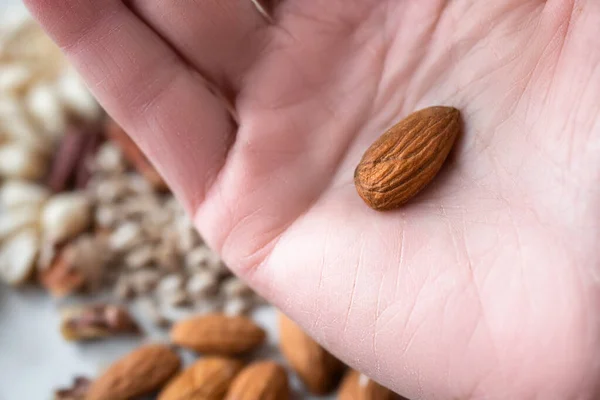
[
  {"xmin": 158, "ymin": 357, "xmax": 243, "ymax": 400},
  {"xmin": 86, "ymin": 343, "xmax": 181, "ymax": 400},
  {"xmin": 225, "ymin": 361, "xmax": 290, "ymax": 400},
  {"xmin": 338, "ymin": 370, "xmax": 395, "ymax": 400},
  {"xmin": 278, "ymin": 312, "xmax": 345, "ymax": 395},
  {"xmin": 354, "ymin": 106, "xmax": 461, "ymax": 210},
  {"xmin": 170, "ymin": 313, "xmax": 266, "ymax": 356}
]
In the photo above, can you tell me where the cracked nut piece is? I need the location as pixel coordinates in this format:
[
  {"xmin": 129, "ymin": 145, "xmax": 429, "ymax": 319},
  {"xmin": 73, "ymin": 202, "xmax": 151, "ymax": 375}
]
[
  {"xmin": 60, "ymin": 304, "xmax": 140, "ymax": 341},
  {"xmin": 39, "ymin": 235, "xmax": 108, "ymax": 297},
  {"xmin": 54, "ymin": 376, "xmax": 91, "ymax": 400},
  {"xmin": 39, "ymin": 244, "xmax": 85, "ymax": 297},
  {"xmin": 0, "ymin": 180, "xmax": 49, "ymax": 210},
  {"xmin": 0, "ymin": 142, "xmax": 46, "ymax": 180},
  {"xmin": 0, "ymin": 227, "xmax": 39, "ymax": 286},
  {"xmin": 279, "ymin": 312, "xmax": 345, "ymax": 395},
  {"xmin": 25, "ymin": 82, "xmax": 67, "ymax": 137},
  {"xmin": 87, "ymin": 343, "xmax": 181, "ymax": 400},
  {"xmin": 0, "ymin": 95, "xmax": 52, "ymax": 154},
  {"xmin": 159, "ymin": 357, "xmax": 243, "ymax": 400},
  {"xmin": 170, "ymin": 313, "xmax": 266, "ymax": 356},
  {"xmin": 108, "ymin": 221, "xmax": 142, "ymax": 252},
  {"xmin": 225, "ymin": 361, "xmax": 290, "ymax": 400},
  {"xmin": 0, "ymin": 63, "xmax": 32, "ymax": 93},
  {"xmin": 55, "ymin": 67, "xmax": 102, "ymax": 122},
  {"xmin": 0, "ymin": 205, "xmax": 40, "ymax": 241},
  {"xmin": 41, "ymin": 192, "xmax": 91, "ymax": 244},
  {"xmin": 338, "ymin": 370, "xmax": 395, "ymax": 400}
]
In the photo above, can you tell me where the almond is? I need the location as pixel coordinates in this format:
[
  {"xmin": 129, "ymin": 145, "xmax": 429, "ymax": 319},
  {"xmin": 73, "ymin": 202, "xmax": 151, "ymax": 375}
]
[
  {"xmin": 86, "ymin": 343, "xmax": 180, "ymax": 400},
  {"xmin": 278, "ymin": 312, "xmax": 345, "ymax": 395},
  {"xmin": 104, "ymin": 118, "xmax": 167, "ymax": 191},
  {"xmin": 158, "ymin": 357, "xmax": 243, "ymax": 400},
  {"xmin": 354, "ymin": 106, "xmax": 461, "ymax": 210},
  {"xmin": 225, "ymin": 361, "xmax": 289, "ymax": 400},
  {"xmin": 170, "ymin": 313, "xmax": 266, "ymax": 356},
  {"xmin": 338, "ymin": 370, "xmax": 395, "ymax": 400}
]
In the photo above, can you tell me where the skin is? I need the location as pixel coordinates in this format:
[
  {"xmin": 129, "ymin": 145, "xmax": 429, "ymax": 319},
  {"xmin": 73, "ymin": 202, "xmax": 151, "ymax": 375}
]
[{"xmin": 24, "ymin": 0, "xmax": 600, "ymax": 398}]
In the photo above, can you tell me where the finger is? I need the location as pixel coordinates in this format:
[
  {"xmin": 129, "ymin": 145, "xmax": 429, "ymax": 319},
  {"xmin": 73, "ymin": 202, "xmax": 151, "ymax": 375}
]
[
  {"xmin": 126, "ymin": 0, "xmax": 273, "ymax": 95},
  {"xmin": 24, "ymin": 0, "xmax": 234, "ymax": 213}
]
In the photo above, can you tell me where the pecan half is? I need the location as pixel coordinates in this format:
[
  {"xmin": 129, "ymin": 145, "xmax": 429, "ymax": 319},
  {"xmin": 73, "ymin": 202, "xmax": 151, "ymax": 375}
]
[
  {"xmin": 60, "ymin": 304, "xmax": 141, "ymax": 341},
  {"xmin": 54, "ymin": 376, "xmax": 91, "ymax": 400}
]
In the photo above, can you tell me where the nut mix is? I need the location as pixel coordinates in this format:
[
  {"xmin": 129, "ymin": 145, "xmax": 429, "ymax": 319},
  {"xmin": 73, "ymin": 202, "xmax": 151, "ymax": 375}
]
[{"xmin": 1, "ymin": 12, "xmax": 401, "ymax": 400}]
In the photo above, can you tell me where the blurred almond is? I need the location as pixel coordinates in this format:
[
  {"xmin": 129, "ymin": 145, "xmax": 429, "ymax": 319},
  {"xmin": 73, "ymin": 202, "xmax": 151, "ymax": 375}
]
[
  {"xmin": 225, "ymin": 361, "xmax": 289, "ymax": 400},
  {"xmin": 278, "ymin": 312, "xmax": 345, "ymax": 395},
  {"xmin": 159, "ymin": 357, "xmax": 243, "ymax": 400},
  {"xmin": 338, "ymin": 370, "xmax": 395, "ymax": 400},
  {"xmin": 171, "ymin": 313, "xmax": 266, "ymax": 356},
  {"xmin": 86, "ymin": 343, "xmax": 180, "ymax": 400}
]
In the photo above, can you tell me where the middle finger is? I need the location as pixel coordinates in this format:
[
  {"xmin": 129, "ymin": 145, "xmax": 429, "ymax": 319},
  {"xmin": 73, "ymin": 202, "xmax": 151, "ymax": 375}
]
[{"xmin": 127, "ymin": 0, "xmax": 272, "ymax": 96}]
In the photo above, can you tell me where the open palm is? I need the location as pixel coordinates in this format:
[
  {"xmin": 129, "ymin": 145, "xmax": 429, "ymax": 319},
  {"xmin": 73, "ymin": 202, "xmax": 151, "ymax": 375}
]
[{"xmin": 26, "ymin": 0, "xmax": 600, "ymax": 398}]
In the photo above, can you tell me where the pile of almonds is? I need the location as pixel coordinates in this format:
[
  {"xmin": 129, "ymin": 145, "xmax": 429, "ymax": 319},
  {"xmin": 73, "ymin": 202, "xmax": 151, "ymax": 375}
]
[
  {"xmin": 0, "ymin": 12, "xmax": 401, "ymax": 400},
  {"xmin": 56, "ymin": 312, "xmax": 398, "ymax": 400}
]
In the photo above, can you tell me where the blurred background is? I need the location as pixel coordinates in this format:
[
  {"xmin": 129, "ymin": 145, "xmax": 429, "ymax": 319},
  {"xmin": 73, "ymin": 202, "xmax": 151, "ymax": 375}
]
[
  {"xmin": 0, "ymin": 2, "xmax": 275, "ymax": 400},
  {"xmin": 0, "ymin": 2, "xmax": 384, "ymax": 400}
]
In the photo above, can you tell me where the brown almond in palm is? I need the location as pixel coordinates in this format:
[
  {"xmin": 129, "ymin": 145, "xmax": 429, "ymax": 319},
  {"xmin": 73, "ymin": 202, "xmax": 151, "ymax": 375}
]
[
  {"xmin": 225, "ymin": 361, "xmax": 290, "ymax": 400},
  {"xmin": 278, "ymin": 312, "xmax": 345, "ymax": 395},
  {"xmin": 170, "ymin": 313, "xmax": 266, "ymax": 356},
  {"xmin": 354, "ymin": 106, "xmax": 461, "ymax": 210},
  {"xmin": 86, "ymin": 343, "xmax": 181, "ymax": 400},
  {"xmin": 158, "ymin": 357, "xmax": 243, "ymax": 400}
]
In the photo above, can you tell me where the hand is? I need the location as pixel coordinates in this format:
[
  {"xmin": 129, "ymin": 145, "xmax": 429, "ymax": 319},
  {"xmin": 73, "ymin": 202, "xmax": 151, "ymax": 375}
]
[{"xmin": 25, "ymin": 0, "xmax": 600, "ymax": 398}]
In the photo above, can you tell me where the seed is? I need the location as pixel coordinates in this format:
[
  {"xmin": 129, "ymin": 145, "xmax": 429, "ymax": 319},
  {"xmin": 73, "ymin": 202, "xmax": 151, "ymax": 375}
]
[
  {"xmin": 125, "ymin": 245, "xmax": 155, "ymax": 270},
  {"xmin": 108, "ymin": 222, "xmax": 142, "ymax": 252},
  {"xmin": 41, "ymin": 192, "xmax": 91, "ymax": 244}
]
